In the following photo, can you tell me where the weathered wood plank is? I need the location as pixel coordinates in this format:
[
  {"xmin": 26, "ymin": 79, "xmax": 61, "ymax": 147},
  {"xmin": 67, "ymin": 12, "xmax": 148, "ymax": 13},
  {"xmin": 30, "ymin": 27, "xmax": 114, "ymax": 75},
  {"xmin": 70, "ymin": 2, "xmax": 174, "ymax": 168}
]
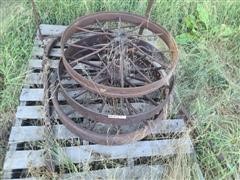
[
  {"xmin": 61, "ymin": 164, "xmax": 166, "ymax": 180},
  {"xmin": 40, "ymin": 24, "xmax": 67, "ymax": 36},
  {"xmin": 29, "ymin": 59, "xmax": 58, "ymax": 69},
  {"xmin": 4, "ymin": 137, "xmax": 193, "ymax": 170},
  {"xmin": 28, "ymin": 59, "xmax": 101, "ymax": 70},
  {"xmin": 39, "ymin": 24, "xmax": 92, "ymax": 38},
  {"xmin": 32, "ymin": 47, "xmax": 61, "ymax": 57},
  {"xmin": 61, "ymin": 137, "xmax": 193, "ymax": 162},
  {"xmin": 7, "ymin": 165, "xmax": 165, "ymax": 180},
  {"xmin": 25, "ymin": 72, "xmax": 77, "ymax": 85},
  {"xmin": 6, "ymin": 177, "xmax": 38, "ymax": 180},
  {"xmin": 25, "ymin": 73, "xmax": 43, "ymax": 85},
  {"xmin": 20, "ymin": 88, "xmax": 80, "ymax": 101},
  {"xmin": 16, "ymin": 106, "xmax": 44, "ymax": 119},
  {"xmin": 20, "ymin": 89, "xmax": 44, "ymax": 102},
  {"xmin": 4, "ymin": 150, "xmax": 44, "ymax": 170},
  {"xmin": 9, "ymin": 119, "xmax": 186, "ymax": 143}
]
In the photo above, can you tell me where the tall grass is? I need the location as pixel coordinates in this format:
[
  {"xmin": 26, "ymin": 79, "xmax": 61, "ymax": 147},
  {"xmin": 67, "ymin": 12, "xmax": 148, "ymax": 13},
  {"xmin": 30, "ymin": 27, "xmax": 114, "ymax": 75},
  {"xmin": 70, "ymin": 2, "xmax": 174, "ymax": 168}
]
[
  {"xmin": 0, "ymin": 0, "xmax": 239, "ymax": 179},
  {"xmin": 0, "ymin": 0, "xmax": 35, "ymax": 171}
]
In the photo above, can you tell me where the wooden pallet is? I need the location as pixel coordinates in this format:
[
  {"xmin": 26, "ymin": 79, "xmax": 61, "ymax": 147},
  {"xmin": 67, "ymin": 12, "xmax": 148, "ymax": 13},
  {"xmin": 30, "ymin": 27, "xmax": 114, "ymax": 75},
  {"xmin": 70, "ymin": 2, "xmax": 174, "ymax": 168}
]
[{"xmin": 2, "ymin": 24, "xmax": 203, "ymax": 180}]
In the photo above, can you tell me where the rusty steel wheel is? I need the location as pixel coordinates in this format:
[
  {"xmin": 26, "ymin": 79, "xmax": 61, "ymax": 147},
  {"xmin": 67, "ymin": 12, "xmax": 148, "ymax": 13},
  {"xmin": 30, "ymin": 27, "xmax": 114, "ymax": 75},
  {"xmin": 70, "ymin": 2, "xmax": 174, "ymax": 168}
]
[
  {"xmin": 60, "ymin": 12, "xmax": 179, "ymax": 98},
  {"xmin": 57, "ymin": 36, "xmax": 174, "ymax": 125},
  {"xmin": 50, "ymin": 12, "xmax": 179, "ymax": 145}
]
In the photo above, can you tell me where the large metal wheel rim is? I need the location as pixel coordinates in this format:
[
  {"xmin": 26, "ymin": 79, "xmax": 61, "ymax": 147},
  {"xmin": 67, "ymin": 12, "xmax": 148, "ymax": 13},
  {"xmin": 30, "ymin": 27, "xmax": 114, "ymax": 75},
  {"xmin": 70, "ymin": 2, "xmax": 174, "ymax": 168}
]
[{"xmin": 60, "ymin": 12, "xmax": 179, "ymax": 98}]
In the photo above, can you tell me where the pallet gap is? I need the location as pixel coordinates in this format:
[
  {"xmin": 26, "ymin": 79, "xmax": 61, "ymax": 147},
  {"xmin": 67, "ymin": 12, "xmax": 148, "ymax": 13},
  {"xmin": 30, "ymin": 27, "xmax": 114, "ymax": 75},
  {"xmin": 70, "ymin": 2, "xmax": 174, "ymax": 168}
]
[
  {"xmin": 25, "ymin": 101, "xmax": 43, "ymax": 106},
  {"xmin": 21, "ymin": 119, "xmax": 43, "ymax": 126}
]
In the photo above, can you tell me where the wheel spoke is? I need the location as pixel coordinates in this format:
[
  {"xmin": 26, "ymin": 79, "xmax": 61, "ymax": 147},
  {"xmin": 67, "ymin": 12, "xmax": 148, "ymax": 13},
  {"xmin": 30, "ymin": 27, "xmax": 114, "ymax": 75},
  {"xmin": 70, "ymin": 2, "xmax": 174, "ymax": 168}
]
[
  {"xmin": 67, "ymin": 43, "xmax": 98, "ymax": 51},
  {"xmin": 125, "ymin": 21, "xmax": 145, "ymax": 34},
  {"xmin": 128, "ymin": 75, "xmax": 147, "ymax": 83},
  {"xmin": 128, "ymin": 58, "xmax": 152, "ymax": 83},
  {"xmin": 125, "ymin": 77, "xmax": 158, "ymax": 106},
  {"xmin": 119, "ymin": 48, "xmax": 125, "ymax": 87},
  {"xmin": 130, "ymin": 66, "xmax": 163, "ymax": 73},
  {"xmin": 78, "ymin": 61, "xmax": 102, "ymax": 69},
  {"xmin": 69, "ymin": 41, "xmax": 114, "ymax": 65},
  {"xmin": 125, "ymin": 99, "xmax": 133, "ymax": 115},
  {"xmin": 99, "ymin": 101, "xmax": 106, "ymax": 113},
  {"xmin": 129, "ymin": 41, "xmax": 170, "ymax": 68},
  {"xmin": 71, "ymin": 77, "xmax": 108, "ymax": 99},
  {"xmin": 95, "ymin": 19, "xmax": 112, "ymax": 41},
  {"xmin": 75, "ymin": 26, "xmax": 112, "ymax": 36},
  {"xmin": 129, "ymin": 33, "xmax": 163, "ymax": 38},
  {"xmin": 125, "ymin": 99, "xmax": 139, "ymax": 114}
]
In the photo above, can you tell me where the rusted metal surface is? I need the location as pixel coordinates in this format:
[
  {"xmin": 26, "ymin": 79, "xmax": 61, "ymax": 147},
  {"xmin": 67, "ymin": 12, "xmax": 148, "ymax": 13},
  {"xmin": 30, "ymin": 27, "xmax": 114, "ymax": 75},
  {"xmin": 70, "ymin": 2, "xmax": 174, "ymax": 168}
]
[{"xmin": 50, "ymin": 12, "xmax": 179, "ymax": 145}]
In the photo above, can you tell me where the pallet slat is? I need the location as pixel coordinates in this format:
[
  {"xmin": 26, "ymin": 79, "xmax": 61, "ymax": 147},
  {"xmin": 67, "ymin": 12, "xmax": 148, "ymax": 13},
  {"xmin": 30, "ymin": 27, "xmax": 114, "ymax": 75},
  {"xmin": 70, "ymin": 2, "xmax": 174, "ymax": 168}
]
[
  {"xmin": 4, "ymin": 137, "xmax": 193, "ymax": 170},
  {"xmin": 20, "ymin": 89, "xmax": 44, "ymax": 102},
  {"xmin": 40, "ymin": 24, "xmax": 67, "ymax": 36},
  {"xmin": 29, "ymin": 59, "xmax": 102, "ymax": 69},
  {"xmin": 10, "ymin": 178, "xmax": 37, "ymax": 180},
  {"xmin": 25, "ymin": 73, "xmax": 43, "ymax": 85},
  {"xmin": 20, "ymin": 88, "xmax": 80, "ymax": 101},
  {"xmin": 29, "ymin": 59, "xmax": 58, "ymax": 69},
  {"xmin": 32, "ymin": 47, "xmax": 61, "ymax": 57},
  {"xmin": 8, "ymin": 165, "xmax": 165, "ymax": 180},
  {"xmin": 16, "ymin": 106, "xmax": 43, "ymax": 119},
  {"xmin": 25, "ymin": 72, "xmax": 77, "ymax": 85},
  {"xmin": 9, "ymin": 119, "xmax": 186, "ymax": 143},
  {"xmin": 8, "ymin": 164, "xmax": 165, "ymax": 180},
  {"xmin": 61, "ymin": 164, "xmax": 166, "ymax": 180}
]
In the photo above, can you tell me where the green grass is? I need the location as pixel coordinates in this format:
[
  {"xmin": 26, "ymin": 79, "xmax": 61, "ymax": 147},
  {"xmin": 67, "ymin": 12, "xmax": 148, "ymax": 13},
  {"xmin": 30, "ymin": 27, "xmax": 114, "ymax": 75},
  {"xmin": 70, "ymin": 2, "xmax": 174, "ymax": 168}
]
[{"xmin": 0, "ymin": 0, "xmax": 240, "ymax": 179}]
